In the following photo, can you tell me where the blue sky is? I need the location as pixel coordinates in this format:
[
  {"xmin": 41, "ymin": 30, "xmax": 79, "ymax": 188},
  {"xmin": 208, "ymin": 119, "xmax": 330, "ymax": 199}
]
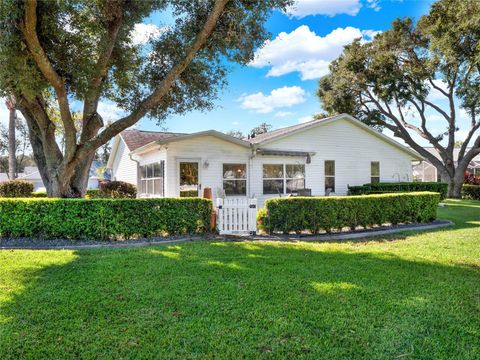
[{"xmin": 136, "ymin": 0, "xmax": 434, "ymax": 136}]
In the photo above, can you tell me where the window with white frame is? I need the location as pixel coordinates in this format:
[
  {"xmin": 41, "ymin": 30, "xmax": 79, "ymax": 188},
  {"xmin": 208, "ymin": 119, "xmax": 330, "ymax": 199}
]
[
  {"xmin": 324, "ymin": 160, "xmax": 335, "ymax": 194},
  {"xmin": 371, "ymin": 161, "xmax": 380, "ymax": 183},
  {"xmin": 263, "ymin": 164, "xmax": 305, "ymax": 195},
  {"xmin": 139, "ymin": 161, "xmax": 164, "ymax": 196},
  {"xmin": 223, "ymin": 164, "xmax": 247, "ymax": 196}
]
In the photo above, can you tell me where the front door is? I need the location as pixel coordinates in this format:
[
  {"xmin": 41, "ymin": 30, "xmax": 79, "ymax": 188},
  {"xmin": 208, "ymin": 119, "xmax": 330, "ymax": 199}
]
[{"xmin": 179, "ymin": 162, "xmax": 200, "ymax": 197}]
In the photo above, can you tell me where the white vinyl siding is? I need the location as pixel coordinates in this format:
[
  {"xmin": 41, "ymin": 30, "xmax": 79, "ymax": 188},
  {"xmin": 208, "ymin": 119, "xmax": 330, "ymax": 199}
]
[{"xmin": 111, "ymin": 138, "xmax": 137, "ymax": 185}]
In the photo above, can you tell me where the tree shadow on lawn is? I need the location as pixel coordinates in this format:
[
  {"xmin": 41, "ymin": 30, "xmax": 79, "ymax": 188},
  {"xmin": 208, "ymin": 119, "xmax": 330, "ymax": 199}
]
[{"xmin": 1, "ymin": 242, "xmax": 479, "ymax": 359}]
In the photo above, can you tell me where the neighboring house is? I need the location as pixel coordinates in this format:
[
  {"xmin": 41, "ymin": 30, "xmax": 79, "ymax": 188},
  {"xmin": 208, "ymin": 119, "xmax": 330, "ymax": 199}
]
[
  {"xmin": 0, "ymin": 162, "xmax": 103, "ymax": 192},
  {"xmin": 107, "ymin": 114, "xmax": 422, "ymax": 206},
  {"xmin": 412, "ymin": 147, "xmax": 480, "ymax": 182}
]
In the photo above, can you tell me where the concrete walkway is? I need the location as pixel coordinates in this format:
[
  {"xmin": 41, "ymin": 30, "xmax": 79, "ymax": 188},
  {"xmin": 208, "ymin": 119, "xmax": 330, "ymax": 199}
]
[{"xmin": 0, "ymin": 220, "xmax": 454, "ymax": 250}]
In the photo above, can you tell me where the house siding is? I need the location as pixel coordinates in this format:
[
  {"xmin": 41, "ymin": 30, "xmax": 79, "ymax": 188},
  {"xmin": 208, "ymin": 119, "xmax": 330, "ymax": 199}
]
[
  {"xmin": 252, "ymin": 118, "xmax": 413, "ymax": 205},
  {"xmin": 111, "ymin": 138, "xmax": 137, "ymax": 185}
]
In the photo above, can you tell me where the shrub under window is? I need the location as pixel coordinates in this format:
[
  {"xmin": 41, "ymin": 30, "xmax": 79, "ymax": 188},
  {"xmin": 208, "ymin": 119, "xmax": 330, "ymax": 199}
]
[{"xmin": 258, "ymin": 192, "xmax": 440, "ymax": 234}]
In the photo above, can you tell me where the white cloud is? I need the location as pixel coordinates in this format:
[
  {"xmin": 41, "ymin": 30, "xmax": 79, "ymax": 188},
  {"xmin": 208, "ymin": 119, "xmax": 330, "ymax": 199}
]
[
  {"xmin": 97, "ymin": 100, "xmax": 125, "ymax": 121},
  {"xmin": 130, "ymin": 23, "xmax": 163, "ymax": 45},
  {"xmin": 274, "ymin": 111, "xmax": 294, "ymax": 118},
  {"xmin": 298, "ymin": 115, "xmax": 314, "ymax": 123},
  {"xmin": 232, "ymin": 121, "xmax": 239, "ymax": 126},
  {"xmin": 286, "ymin": 0, "xmax": 362, "ymax": 18},
  {"xmin": 250, "ymin": 25, "xmax": 378, "ymax": 80},
  {"xmin": 239, "ymin": 86, "xmax": 307, "ymax": 114},
  {"xmin": 366, "ymin": 0, "xmax": 381, "ymax": 11}
]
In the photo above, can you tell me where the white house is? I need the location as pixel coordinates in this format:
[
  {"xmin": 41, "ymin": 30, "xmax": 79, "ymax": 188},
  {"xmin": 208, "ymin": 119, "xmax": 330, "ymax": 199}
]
[{"xmin": 107, "ymin": 114, "xmax": 422, "ymax": 206}]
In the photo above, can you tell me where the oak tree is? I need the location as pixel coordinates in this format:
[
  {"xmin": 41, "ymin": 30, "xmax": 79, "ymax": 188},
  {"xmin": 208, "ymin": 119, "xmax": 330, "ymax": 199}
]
[
  {"xmin": 0, "ymin": 0, "xmax": 292, "ymax": 197},
  {"xmin": 318, "ymin": 0, "xmax": 480, "ymax": 198}
]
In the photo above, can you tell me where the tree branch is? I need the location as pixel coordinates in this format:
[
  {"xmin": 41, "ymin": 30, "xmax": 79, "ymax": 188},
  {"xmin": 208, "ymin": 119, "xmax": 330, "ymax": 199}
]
[
  {"xmin": 78, "ymin": 0, "xmax": 231, "ymax": 159},
  {"xmin": 363, "ymin": 90, "xmax": 447, "ymax": 171},
  {"xmin": 22, "ymin": 0, "xmax": 76, "ymax": 160},
  {"xmin": 81, "ymin": 0, "xmax": 125, "ymax": 141}
]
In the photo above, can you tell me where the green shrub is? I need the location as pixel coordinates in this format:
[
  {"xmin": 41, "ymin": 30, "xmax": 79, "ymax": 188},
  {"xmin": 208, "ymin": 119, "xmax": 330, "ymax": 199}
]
[
  {"xmin": 348, "ymin": 182, "xmax": 448, "ymax": 200},
  {"xmin": 99, "ymin": 181, "xmax": 136, "ymax": 198},
  {"xmin": 260, "ymin": 192, "xmax": 440, "ymax": 234},
  {"xmin": 462, "ymin": 185, "xmax": 480, "ymax": 200},
  {"xmin": 0, "ymin": 198, "xmax": 212, "ymax": 240},
  {"xmin": 0, "ymin": 180, "xmax": 34, "ymax": 198}
]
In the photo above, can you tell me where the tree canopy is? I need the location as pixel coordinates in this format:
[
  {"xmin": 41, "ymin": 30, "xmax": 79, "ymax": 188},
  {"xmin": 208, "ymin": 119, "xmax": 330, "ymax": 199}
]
[
  {"xmin": 317, "ymin": 0, "xmax": 480, "ymax": 197},
  {"xmin": 0, "ymin": 0, "xmax": 292, "ymax": 196}
]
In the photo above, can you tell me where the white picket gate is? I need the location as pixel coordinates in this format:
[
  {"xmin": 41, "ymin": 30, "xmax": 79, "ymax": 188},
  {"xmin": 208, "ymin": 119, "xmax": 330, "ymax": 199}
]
[{"xmin": 216, "ymin": 197, "xmax": 257, "ymax": 235}]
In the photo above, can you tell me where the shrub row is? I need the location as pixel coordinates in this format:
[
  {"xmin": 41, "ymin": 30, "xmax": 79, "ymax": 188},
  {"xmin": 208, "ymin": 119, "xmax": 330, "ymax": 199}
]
[
  {"xmin": 0, "ymin": 198, "xmax": 212, "ymax": 240},
  {"xmin": 1, "ymin": 180, "xmax": 134, "ymax": 199},
  {"xmin": 462, "ymin": 185, "xmax": 480, "ymax": 200},
  {"xmin": 348, "ymin": 182, "xmax": 448, "ymax": 200},
  {"xmin": 258, "ymin": 192, "xmax": 440, "ymax": 234},
  {"xmin": 0, "ymin": 180, "xmax": 34, "ymax": 197}
]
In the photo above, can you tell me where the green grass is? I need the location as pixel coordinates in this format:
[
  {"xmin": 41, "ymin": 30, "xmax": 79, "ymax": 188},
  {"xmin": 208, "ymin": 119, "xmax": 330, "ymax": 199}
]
[{"xmin": 1, "ymin": 200, "xmax": 479, "ymax": 359}]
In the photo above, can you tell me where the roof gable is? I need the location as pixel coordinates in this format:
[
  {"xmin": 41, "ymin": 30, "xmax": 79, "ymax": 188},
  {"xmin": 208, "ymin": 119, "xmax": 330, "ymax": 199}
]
[
  {"xmin": 130, "ymin": 130, "xmax": 251, "ymax": 154},
  {"xmin": 121, "ymin": 129, "xmax": 184, "ymax": 151}
]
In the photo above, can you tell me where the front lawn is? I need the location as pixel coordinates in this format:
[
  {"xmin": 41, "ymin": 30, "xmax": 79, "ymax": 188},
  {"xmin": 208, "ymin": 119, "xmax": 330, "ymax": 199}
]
[{"xmin": 1, "ymin": 200, "xmax": 479, "ymax": 359}]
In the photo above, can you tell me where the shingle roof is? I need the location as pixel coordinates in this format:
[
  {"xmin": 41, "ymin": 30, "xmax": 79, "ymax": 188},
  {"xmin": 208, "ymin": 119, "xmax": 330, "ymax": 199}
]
[
  {"xmin": 120, "ymin": 129, "xmax": 184, "ymax": 151},
  {"xmin": 245, "ymin": 115, "xmax": 335, "ymax": 144}
]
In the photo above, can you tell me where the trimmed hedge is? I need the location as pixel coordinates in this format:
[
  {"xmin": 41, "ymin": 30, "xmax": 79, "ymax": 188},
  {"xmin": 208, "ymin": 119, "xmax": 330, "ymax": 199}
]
[
  {"xmin": 258, "ymin": 192, "xmax": 440, "ymax": 234},
  {"xmin": 462, "ymin": 185, "xmax": 480, "ymax": 200},
  {"xmin": 0, "ymin": 180, "xmax": 34, "ymax": 198},
  {"xmin": 0, "ymin": 198, "xmax": 212, "ymax": 240},
  {"xmin": 348, "ymin": 182, "xmax": 448, "ymax": 200}
]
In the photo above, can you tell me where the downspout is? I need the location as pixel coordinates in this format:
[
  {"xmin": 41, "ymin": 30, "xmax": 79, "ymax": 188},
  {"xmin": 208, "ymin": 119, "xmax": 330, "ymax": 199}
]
[{"xmin": 129, "ymin": 153, "xmax": 141, "ymax": 198}]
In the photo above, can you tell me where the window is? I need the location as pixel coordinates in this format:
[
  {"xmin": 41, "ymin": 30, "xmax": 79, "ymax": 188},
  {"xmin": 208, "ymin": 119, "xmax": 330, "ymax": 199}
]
[
  {"xmin": 325, "ymin": 160, "xmax": 335, "ymax": 194},
  {"xmin": 475, "ymin": 168, "xmax": 480, "ymax": 177},
  {"xmin": 263, "ymin": 164, "xmax": 305, "ymax": 195},
  {"xmin": 286, "ymin": 164, "xmax": 305, "ymax": 193},
  {"xmin": 371, "ymin": 161, "xmax": 380, "ymax": 183},
  {"xmin": 139, "ymin": 161, "xmax": 164, "ymax": 196},
  {"xmin": 223, "ymin": 164, "xmax": 247, "ymax": 196}
]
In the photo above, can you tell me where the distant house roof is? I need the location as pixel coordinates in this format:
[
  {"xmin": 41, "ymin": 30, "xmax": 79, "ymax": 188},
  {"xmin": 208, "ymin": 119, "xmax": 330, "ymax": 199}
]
[
  {"xmin": 422, "ymin": 147, "xmax": 480, "ymax": 163},
  {"xmin": 120, "ymin": 129, "xmax": 184, "ymax": 151}
]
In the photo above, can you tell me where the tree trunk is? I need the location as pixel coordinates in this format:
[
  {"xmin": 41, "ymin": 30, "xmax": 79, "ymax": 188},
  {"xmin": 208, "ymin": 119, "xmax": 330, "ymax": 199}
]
[
  {"xmin": 7, "ymin": 99, "xmax": 16, "ymax": 179},
  {"xmin": 440, "ymin": 162, "xmax": 467, "ymax": 199}
]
